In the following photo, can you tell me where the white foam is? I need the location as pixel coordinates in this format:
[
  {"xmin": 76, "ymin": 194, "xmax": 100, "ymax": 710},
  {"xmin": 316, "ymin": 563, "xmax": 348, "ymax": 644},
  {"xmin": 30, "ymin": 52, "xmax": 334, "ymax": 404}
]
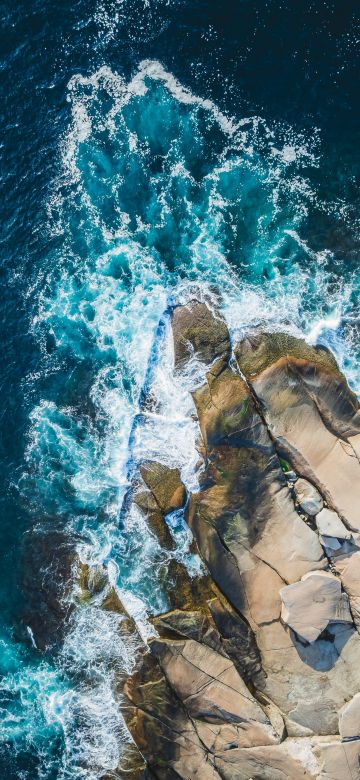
[{"xmin": 307, "ymin": 311, "xmax": 342, "ymax": 344}]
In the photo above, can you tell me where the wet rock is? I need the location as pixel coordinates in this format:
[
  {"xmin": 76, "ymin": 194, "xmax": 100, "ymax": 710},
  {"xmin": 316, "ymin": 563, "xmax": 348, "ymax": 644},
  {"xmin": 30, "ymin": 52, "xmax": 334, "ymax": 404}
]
[
  {"xmin": 171, "ymin": 300, "xmax": 230, "ymax": 371},
  {"xmin": 78, "ymin": 562, "xmax": 108, "ymax": 600},
  {"xmin": 153, "ymin": 608, "xmax": 222, "ymax": 650},
  {"xmin": 280, "ymin": 571, "xmax": 345, "ymax": 643},
  {"xmin": 294, "ymin": 478, "xmax": 323, "ymax": 516},
  {"xmin": 133, "ymin": 488, "xmax": 176, "ymax": 550},
  {"xmin": 20, "ymin": 525, "xmax": 77, "ymax": 650},
  {"xmin": 139, "ymin": 461, "xmax": 186, "ymax": 515},
  {"xmin": 165, "ymin": 557, "xmax": 213, "ymax": 611}
]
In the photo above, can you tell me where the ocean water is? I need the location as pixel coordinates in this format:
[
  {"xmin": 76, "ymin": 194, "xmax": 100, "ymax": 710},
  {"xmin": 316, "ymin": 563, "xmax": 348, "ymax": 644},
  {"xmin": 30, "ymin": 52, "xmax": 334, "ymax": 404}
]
[{"xmin": 1, "ymin": 1, "xmax": 360, "ymax": 777}]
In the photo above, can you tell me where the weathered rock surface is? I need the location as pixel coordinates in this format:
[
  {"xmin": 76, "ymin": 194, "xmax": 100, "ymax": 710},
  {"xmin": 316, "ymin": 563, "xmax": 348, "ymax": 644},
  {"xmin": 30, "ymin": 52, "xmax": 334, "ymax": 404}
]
[
  {"xmin": 172, "ymin": 300, "xmax": 231, "ymax": 371},
  {"xmin": 280, "ymin": 571, "xmax": 349, "ymax": 643},
  {"xmin": 106, "ymin": 303, "xmax": 360, "ymax": 778},
  {"xmin": 139, "ymin": 461, "xmax": 187, "ymax": 515},
  {"xmin": 235, "ymin": 331, "xmax": 360, "ymax": 533},
  {"xmin": 294, "ymin": 477, "xmax": 324, "ymax": 516},
  {"xmin": 316, "ymin": 507, "xmax": 352, "ymax": 541}
]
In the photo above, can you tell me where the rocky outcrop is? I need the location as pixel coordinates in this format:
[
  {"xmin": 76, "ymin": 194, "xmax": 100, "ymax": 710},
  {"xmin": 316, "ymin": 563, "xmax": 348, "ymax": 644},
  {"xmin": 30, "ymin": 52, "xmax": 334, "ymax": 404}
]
[
  {"xmin": 102, "ymin": 302, "xmax": 360, "ymax": 778},
  {"xmin": 235, "ymin": 331, "xmax": 360, "ymax": 533}
]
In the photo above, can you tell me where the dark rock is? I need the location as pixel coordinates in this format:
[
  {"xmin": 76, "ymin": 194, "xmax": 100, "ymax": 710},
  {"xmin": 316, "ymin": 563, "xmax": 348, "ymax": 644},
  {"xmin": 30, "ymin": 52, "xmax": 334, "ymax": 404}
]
[
  {"xmin": 20, "ymin": 524, "xmax": 77, "ymax": 650},
  {"xmin": 171, "ymin": 300, "xmax": 230, "ymax": 371},
  {"xmin": 139, "ymin": 461, "xmax": 186, "ymax": 515}
]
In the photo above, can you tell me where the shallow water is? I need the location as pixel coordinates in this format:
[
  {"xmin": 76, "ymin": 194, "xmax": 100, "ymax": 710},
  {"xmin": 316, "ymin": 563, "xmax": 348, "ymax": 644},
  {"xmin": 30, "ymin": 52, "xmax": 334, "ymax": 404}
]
[{"xmin": 1, "ymin": 2, "xmax": 360, "ymax": 777}]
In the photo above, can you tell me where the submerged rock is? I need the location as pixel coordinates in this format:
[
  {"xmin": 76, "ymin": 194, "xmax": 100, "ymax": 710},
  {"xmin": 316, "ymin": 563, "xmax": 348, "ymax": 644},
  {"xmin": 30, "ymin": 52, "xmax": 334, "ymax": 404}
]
[
  {"xmin": 20, "ymin": 525, "xmax": 78, "ymax": 650},
  {"xmin": 339, "ymin": 692, "xmax": 360, "ymax": 740}
]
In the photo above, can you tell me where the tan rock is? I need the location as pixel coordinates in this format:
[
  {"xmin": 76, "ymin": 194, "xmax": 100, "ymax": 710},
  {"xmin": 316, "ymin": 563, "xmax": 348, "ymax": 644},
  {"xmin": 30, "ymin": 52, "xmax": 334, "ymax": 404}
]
[
  {"xmin": 255, "ymin": 620, "xmax": 360, "ymax": 736},
  {"xmin": 316, "ymin": 508, "xmax": 351, "ymax": 540},
  {"xmin": 339, "ymin": 692, "xmax": 360, "ymax": 739},
  {"xmin": 280, "ymin": 571, "xmax": 342, "ymax": 643},
  {"xmin": 120, "ymin": 313, "xmax": 360, "ymax": 771},
  {"xmin": 295, "ymin": 478, "xmax": 324, "ymax": 516},
  {"xmin": 152, "ymin": 637, "xmax": 281, "ymax": 748},
  {"xmin": 214, "ymin": 739, "xmax": 320, "ymax": 779},
  {"xmin": 335, "ymin": 551, "xmax": 360, "ymax": 628},
  {"xmin": 235, "ymin": 331, "xmax": 360, "ymax": 533},
  {"xmin": 314, "ymin": 737, "xmax": 360, "ymax": 780}
]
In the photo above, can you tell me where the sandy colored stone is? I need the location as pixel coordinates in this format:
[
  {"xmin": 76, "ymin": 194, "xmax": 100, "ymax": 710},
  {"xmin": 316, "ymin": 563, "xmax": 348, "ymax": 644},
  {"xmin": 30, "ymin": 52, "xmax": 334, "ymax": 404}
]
[
  {"xmin": 214, "ymin": 739, "xmax": 320, "ymax": 779},
  {"xmin": 338, "ymin": 692, "xmax": 360, "ymax": 739},
  {"xmin": 316, "ymin": 508, "xmax": 351, "ymax": 540},
  {"xmin": 280, "ymin": 571, "xmax": 342, "ymax": 643},
  {"xmin": 152, "ymin": 637, "xmax": 281, "ymax": 748},
  {"xmin": 314, "ymin": 737, "xmax": 360, "ymax": 780},
  {"xmin": 294, "ymin": 478, "xmax": 324, "ymax": 516},
  {"xmin": 235, "ymin": 331, "xmax": 360, "ymax": 533},
  {"xmin": 335, "ymin": 551, "xmax": 360, "ymax": 629},
  {"xmin": 120, "ymin": 315, "xmax": 360, "ymax": 772}
]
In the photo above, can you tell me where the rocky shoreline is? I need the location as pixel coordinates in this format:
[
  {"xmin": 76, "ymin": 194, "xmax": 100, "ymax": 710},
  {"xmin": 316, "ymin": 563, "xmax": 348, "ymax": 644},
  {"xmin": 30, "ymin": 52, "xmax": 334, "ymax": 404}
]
[{"xmin": 83, "ymin": 301, "xmax": 360, "ymax": 779}]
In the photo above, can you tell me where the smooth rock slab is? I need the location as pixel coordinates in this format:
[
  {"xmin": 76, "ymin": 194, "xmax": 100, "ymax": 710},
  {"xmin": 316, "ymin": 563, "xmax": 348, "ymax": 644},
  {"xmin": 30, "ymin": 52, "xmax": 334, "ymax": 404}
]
[
  {"xmin": 315, "ymin": 738, "xmax": 360, "ymax": 780},
  {"xmin": 152, "ymin": 637, "xmax": 281, "ymax": 748},
  {"xmin": 339, "ymin": 692, "xmax": 360, "ymax": 739},
  {"xmin": 316, "ymin": 508, "xmax": 351, "ymax": 540},
  {"xmin": 280, "ymin": 571, "xmax": 342, "ymax": 643}
]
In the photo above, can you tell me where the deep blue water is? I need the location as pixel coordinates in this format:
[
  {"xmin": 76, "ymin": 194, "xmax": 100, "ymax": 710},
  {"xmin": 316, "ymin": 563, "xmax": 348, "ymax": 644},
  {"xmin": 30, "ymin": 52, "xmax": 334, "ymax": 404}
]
[{"xmin": 1, "ymin": 1, "xmax": 360, "ymax": 777}]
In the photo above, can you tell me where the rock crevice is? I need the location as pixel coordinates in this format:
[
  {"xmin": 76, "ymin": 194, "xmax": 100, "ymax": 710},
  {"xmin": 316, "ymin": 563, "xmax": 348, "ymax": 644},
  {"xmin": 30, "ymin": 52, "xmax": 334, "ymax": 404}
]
[{"xmin": 90, "ymin": 302, "xmax": 360, "ymax": 779}]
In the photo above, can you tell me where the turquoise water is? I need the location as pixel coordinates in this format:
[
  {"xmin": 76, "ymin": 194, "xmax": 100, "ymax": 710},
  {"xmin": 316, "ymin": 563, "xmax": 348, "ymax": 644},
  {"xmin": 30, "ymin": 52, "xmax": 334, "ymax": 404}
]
[{"xmin": 1, "ymin": 1, "xmax": 360, "ymax": 777}]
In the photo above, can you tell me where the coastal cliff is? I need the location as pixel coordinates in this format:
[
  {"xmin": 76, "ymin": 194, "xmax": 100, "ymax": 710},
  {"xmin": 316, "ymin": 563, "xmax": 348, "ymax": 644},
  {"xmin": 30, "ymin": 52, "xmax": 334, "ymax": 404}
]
[{"xmin": 84, "ymin": 302, "xmax": 360, "ymax": 780}]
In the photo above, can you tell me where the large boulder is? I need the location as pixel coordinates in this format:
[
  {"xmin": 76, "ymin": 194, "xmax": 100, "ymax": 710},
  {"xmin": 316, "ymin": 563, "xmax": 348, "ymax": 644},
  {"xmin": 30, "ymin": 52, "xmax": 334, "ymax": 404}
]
[{"xmin": 280, "ymin": 571, "xmax": 350, "ymax": 643}]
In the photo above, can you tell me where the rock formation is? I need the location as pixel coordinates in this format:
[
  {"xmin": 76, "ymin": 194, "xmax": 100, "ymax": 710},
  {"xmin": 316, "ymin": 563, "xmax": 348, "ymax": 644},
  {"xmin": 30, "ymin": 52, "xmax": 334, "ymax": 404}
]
[{"xmin": 85, "ymin": 301, "xmax": 360, "ymax": 778}]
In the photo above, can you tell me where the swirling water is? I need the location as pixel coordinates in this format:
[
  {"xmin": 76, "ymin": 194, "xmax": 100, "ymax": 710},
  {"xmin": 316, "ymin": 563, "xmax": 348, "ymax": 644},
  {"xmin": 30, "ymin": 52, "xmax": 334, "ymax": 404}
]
[{"xmin": 1, "ymin": 1, "xmax": 360, "ymax": 777}]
